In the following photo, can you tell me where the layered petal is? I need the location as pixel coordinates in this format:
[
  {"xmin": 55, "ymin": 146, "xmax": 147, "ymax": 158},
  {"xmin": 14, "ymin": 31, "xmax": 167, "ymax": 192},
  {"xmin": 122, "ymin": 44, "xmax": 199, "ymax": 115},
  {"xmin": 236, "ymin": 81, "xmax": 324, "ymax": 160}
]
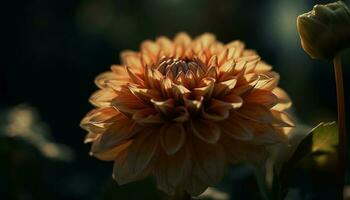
[{"xmin": 82, "ymin": 32, "xmax": 294, "ymax": 197}]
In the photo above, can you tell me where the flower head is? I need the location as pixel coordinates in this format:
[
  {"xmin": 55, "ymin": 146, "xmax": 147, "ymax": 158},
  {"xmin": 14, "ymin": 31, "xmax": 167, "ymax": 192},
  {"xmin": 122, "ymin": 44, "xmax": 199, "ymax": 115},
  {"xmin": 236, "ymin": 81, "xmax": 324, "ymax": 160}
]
[
  {"xmin": 80, "ymin": 33, "xmax": 294, "ymax": 196},
  {"xmin": 297, "ymin": 1, "xmax": 350, "ymax": 59}
]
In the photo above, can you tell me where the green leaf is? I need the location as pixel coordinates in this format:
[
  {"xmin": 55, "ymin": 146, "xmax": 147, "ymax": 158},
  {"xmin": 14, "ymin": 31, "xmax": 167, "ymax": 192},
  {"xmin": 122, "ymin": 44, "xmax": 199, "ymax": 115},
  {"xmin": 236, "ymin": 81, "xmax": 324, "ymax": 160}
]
[
  {"xmin": 275, "ymin": 122, "xmax": 338, "ymax": 200},
  {"xmin": 284, "ymin": 122, "xmax": 338, "ymax": 171}
]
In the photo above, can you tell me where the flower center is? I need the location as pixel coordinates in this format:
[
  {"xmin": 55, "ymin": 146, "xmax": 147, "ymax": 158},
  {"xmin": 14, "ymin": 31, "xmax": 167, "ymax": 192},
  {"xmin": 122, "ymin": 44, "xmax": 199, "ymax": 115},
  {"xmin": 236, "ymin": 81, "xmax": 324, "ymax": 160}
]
[{"xmin": 157, "ymin": 58, "xmax": 203, "ymax": 78}]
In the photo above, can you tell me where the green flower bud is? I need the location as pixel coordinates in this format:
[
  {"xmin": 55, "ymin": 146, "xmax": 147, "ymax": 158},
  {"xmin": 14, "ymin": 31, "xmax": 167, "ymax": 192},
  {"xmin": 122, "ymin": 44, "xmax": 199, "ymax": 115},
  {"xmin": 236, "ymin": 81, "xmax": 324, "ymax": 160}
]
[{"xmin": 297, "ymin": 1, "xmax": 350, "ymax": 59}]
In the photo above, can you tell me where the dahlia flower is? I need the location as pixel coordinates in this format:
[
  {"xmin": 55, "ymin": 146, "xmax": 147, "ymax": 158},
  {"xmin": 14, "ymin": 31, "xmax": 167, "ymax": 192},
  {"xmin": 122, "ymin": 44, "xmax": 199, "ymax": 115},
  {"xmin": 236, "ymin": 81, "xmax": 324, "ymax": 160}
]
[{"xmin": 80, "ymin": 33, "xmax": 294, "ymax": 196}]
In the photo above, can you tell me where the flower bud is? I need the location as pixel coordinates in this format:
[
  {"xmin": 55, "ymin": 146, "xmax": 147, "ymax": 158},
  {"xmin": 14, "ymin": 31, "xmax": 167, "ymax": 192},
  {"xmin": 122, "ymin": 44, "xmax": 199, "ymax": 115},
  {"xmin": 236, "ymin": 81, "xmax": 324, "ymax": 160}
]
[{"xmin": 297, "ymin": 1, "xmax": 350, "ymax": 59}]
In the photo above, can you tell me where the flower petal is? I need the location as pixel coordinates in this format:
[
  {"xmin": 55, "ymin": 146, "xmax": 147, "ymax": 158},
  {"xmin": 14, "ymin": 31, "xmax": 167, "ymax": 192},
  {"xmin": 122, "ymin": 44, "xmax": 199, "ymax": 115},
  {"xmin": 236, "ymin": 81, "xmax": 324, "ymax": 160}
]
[
  {"xmin": 157, "ymin": 37, "xmax": 174, "ymax": 57},
  {"xmin": 172, "ymin": 83, "xmax": 190, "ymax": 101},
  {"xmin": 226, "ymin": 40, "xmax": 245, "ymax": 59},
  {"xmin": 184, "ymin": 96, "xmax": 203, "ymax": 112},
  {"xmin": 91, "ymin": 139, "xmax": 132, "ymax": 161},
  {"xmin": 173, "ymin": 107, "xmax": 190, "ymax": 122},
  {"xmin": 111, "ymin": 86, "xmax": 147, "ymax": 115},
  {"xmin": 245, "ymin": 89, "xmax": 279, "ymax": 108},
  {"xmin": 213, "ymin": 78, "xmax": 237, "ymax": 96},
  {"xmin": 272, "ymin": 87, "xmax": 292, "ymax": 111},
  {"xmin": 89, "ymin": 88, "xmax": 117, "ymax": 108},
  {"xmin": 174, "ymin": 32, "xmax": 192, "ymax": 46},
  {"xmin": 84, "ymin": 132, "xmax": 99, "ymax": 143},
  {"xmin": 151, "ymin": 98, "xmax": 175, "ymax": 115},
  {"xmin": 155, "ymin": 143, "xmax": 191, "ymax": 195},
  {"xmin": 220, "ymin": 94, "xmax": 244, "ymax": 109},
  {"xmin": 90, "ymin": 115, "xmax": 140, "ymax": 154},
  {"xmin": 80, "ymin": 107, "xmax": 119, "ymax": 133},
  {"xmin": 205, "ymin": 66, "xmax": 218, "ymax": 79},
  {"xmin": 191, "ymin": 137, "xmax": 225, "ymax": 185},
  {"xmin": 193, "ymin": 77, "xmax": 215, "ymax": 99},
  {"xmin": 141, "ymin": 40, "xmax": 159, "ymax": 61},
  {"xmin": 191, "ymin": 120, "xmax": 221, "ymax": 144},
  {"xmin": 144, "ymin": 66, "xmax": 163, "ymax": 89},
  {"xmin": 160, "ymin": 123, "xmax": 186, "ymax": 155},
  {"xmin": 220, "ymin": 116, "xmax": 254, "ymax": 141},
  {"xmin": 251, "ymin": 123, "xmax": 288, "ymax": 144},
  {"xmin": 255, "ymin": 61, "xmax": 272, "ymax": 72},
  {"xmin": 128, "ymin": 84, "xmax": 161, "ymax": 102},
  {"xmin": 132, "ymin": 108, "xmax": 163, "ymax": 124},
  {"xmin": 202, "ymin": 107, "xmax": 230, "ymax": 121},
  {"xmin": 236, "ymin": 103, "xmax": 273, "ymax": 124},
  {"xmin": 120, "ymin": 51, "xmax": 143, "ymax": 71},
  {"xmin": 218, "ymin": 58, "xmax": 235, "ymax": 81},
  {"xmin": 271, "ymin": 110, "xmax": 295, "ymax": 127},
  {"xmin": 126, "ymin": 66, "xmax": 145, "ymax": 86},
  {"xmin": 113, "ymin": 129, "xmax": 159, "ymax": 185},
  {"xmin": 94, "ymin": 72, "xmax": 119, "ymax": 88},
  {"xmin": 236, "ymin": 55, "xmax": 260, "ymax": 73}
]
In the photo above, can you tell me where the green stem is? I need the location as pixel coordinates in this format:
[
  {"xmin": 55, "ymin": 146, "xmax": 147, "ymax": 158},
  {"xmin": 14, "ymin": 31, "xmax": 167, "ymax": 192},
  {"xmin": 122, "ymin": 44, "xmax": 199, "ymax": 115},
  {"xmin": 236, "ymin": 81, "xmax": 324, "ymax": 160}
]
[{"xmin": 333, "ymin": 54, "xmax": 346, "ymax": 200}]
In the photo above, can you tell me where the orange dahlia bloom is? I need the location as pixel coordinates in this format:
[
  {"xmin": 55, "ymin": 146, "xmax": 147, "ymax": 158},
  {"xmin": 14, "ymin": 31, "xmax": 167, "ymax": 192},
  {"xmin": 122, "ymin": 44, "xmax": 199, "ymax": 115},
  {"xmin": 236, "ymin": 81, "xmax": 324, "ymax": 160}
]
[{"xmin": 80, "ymin": 33, "xmax": 294, "ymax": 196}]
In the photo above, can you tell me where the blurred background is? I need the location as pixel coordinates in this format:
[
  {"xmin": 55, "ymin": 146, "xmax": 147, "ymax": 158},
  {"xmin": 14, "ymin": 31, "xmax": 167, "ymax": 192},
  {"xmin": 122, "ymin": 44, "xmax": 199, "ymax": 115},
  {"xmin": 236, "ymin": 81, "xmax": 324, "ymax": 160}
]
[{"xmin": 1, "ymin": 0, "xmax": 350, "ymax": 199}]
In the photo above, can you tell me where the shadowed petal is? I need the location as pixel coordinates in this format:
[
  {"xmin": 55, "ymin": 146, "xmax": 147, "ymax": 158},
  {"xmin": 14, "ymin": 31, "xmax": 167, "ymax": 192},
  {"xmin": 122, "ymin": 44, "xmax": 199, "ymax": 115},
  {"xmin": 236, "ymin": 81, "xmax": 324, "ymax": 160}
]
[
  {"xmin": 126, "ymin": 67, "xmax": 145, "ymax": 86},
  {"xmin": 91, "ymin": 139, "xmax": 133, "ymax": 161},
  {"xmin": 84, "ymin": 132, "xmax": 99, "ymax": 143},
  {"xmin": 202, "ymin": 107, "xmax": 229, "ymax": 121},
  {"xmin": 191, "ymin": 120, "xmax": 221, "ymax": 144},
  {"xmin": 220, "ymin": 116, "xmax": 254, "ymax": 141},
  {"xmin": 213, "ymin": 78, "xmax": 237, "ymax": 96},
  {"xmin": 90, "ymin": 115, "xmax": 141, "ymax": 154},
  {"xmin": 173, "ymin": 107, "xmax": 190, "ymax": 122},
  {"xmin": 172, "ymin": 83, "xmax": 190, "ymax": 101},
  {"xmin": 151, "ymin": 98, "xmax": 175, "ymax": 115},
  {"xmin": 193, "ymin": 77, "xmax": 215, "ymax": 99},
  {"xmin": 132, "ymin": 108, "xmax": 163, "ymax": 124},
  {"xmin": 251, "ymin": 123, "xmax": 288, "ymax": 144},
  {"xmin": 236, "ymin": 103, "xmax": 273, "ymax": 124},
  {"xmin": 155, "ymin": 143, "xmax": 192, "ymax": 195},
  {"xmin": 184, "ymin": 174, "xmax": 208, "ymax": 196},
  {"xmin": 128, "ymin": 84, "xmax": 161, "ymax": 102},
  {"xmin": 160, "ymin": 123, "xmax": 186, "ymax": 155},
  {"xmin": 191, "ymin": 137, "xmax": 225, "ymax": 185},
  {"xmin": 220, "ymin": 94, "xmax": 243, "ymax": 109},
  {"xmin": 113, "ymin": 129, "xmax": 159, "ymax": 185},
  {"xmin": 245, "ymin": 89, "xmax": 279, "ymax": 108},
  {"xmin": 184, "ymin": 96, "xmax": 203, "ymax": 112}
]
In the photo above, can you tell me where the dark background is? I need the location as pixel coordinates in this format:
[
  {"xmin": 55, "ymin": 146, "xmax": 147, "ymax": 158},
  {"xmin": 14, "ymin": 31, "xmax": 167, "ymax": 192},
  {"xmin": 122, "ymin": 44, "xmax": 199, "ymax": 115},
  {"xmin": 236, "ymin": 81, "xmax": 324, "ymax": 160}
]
[{"xmin": 1, "ymin": 0, "xmax": 350, "ymax": 199}]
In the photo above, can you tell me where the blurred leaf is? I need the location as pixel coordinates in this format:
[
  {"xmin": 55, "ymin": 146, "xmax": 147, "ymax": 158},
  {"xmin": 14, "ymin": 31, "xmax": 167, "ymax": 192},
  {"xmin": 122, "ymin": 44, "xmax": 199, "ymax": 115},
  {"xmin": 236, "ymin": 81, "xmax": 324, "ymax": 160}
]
[
  {"xmin": 1, "ymin": 104, "xmax": 75, "ymax": 162},
  {"xmin": 283, "ymin": 122, "xmax": 338, "ymax": 171},
  {"xmin": 276, "ymin": 122, "xmax": 338, "ymax": 200}
]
